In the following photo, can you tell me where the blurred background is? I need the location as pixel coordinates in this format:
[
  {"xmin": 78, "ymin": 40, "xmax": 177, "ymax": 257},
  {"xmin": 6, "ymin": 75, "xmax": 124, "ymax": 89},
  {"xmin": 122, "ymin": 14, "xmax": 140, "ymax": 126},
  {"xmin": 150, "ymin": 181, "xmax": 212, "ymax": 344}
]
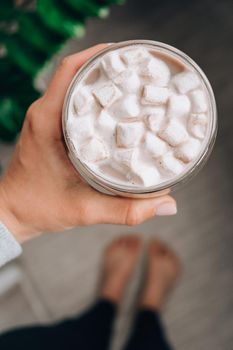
[{"xmin": 0, "ymin": 0, "xmax": 233, "ymax": 349}]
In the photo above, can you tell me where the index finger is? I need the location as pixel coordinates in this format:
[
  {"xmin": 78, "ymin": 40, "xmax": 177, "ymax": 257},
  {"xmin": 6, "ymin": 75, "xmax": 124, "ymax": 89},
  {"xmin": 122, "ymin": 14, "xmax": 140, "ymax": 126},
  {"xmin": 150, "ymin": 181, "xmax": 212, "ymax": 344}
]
[{"xmin": 44, "ymin": 44, "xmax": 109, "ymax": 113}]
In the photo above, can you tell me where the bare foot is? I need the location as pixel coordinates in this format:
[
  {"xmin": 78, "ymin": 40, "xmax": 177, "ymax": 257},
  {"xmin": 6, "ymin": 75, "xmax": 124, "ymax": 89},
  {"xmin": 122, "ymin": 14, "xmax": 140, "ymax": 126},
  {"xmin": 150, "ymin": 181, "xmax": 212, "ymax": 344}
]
[
  {"xmin": 101, "ymin": 235, "xmax": 142, "ymax": 303},
  {"xmin": 140, "ymin": 240, "xmax": 181, "ymax": 310}
]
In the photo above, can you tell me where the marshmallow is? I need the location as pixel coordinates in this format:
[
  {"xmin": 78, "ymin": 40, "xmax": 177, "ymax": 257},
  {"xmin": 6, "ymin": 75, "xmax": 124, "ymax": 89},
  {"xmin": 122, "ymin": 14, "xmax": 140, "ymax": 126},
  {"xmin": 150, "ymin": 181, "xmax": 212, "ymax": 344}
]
[
  {"xmin": 159, "ymin": 119, "xmax": 188, "ymax": 146},
  {"xmin": 97, "ymin": 110, "xmax": 116, "ymax": 134},
  {"xmin": 116, "ymin": 94, "xmax": 140, "ymax": 119},
  {"xmin": 142, "ymin": 85, "xmax": 169, "ymax": 105},
  {"xmin": 120, "ymin": 47, "xmax": 149, "ymax": 65},
  {"xmin": 188, "ymin": 113, "xmax": 207, "ymax": 139},
  {"xmin": 174, "ymin": 138, "xmax": 201, "ymax": 163},
  {"xmin": 123, "ymin": 95, "xmax": 140, "ymax": 117},
  {"xmin": 139, "ymin": 57, "xmax": 171, "ymax": 86},
  {"xmin": 157, "ymin": 153, "xmax": 184, "ymax": 176},
  {"xmin": 144, "ymin": 132, "xmax": 167, "ymax": 158},
  {"xmin": 172, "ymin": 71, "xmax": 200, "ymax": 94},
  {"xmin": 127, "ymin": 163, "xmax": 160, "ymax": 187},
  {"xmin": 116, "ymin": 122, "xmax": 144, "ymax": 148},
  {"xmin": 93, "ymin": 82, "xmax": 122, "ymax": 107},
  {"xmin": 167, "ymin": 94, "xmax": 191, "ymax": 118},
  {"xmin": 101, "ymin": 51, "xmax": 125, "ymax": 79},
  {"xmin": 144, "ymin": 107, "xmax": 165, "ymax": 132},
  {"xmin": 80, "ymin": 137, "xmax": 109, "ymax": 163},
  {"xmin": 113, "ymin": 69, "xmax": 141, "ymax": 93},
  {"xmin": 112, "ymin": 148, "xmax": 139, "ymax": 173},
  {"xmin": 73, "ymin": 89, "xmax": 93, "ymax": 116},
  {"xmin": 189, "ymin": 89, "xmax": 208, "ymax": 113},
  {"xmin": 68, "ymin": 116, "xmax": 94, "ymax": 146}
]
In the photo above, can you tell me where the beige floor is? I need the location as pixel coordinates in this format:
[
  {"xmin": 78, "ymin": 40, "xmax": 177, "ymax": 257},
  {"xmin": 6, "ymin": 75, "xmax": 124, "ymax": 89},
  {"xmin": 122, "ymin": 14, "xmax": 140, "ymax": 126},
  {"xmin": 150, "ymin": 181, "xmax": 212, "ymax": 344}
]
[{"xmin": 1, "ymin": 0, "xmax": 233, "ymax": 349}]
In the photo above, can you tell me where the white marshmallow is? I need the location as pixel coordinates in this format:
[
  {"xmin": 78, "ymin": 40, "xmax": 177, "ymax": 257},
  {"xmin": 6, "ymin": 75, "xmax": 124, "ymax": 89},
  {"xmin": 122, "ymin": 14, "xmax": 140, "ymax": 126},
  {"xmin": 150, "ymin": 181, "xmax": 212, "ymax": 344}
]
[
  {"xmin": 112, "ymin": 148, "xmax": 139, "ymax": 173},
  {"xmin": 93, "ymin": 82, "xmax": 121, "ymax": 107},
  {"xmin": 189, "ymin": 89, "xmax": 208, "ymax": 113},
  {"xmin": 113, "ymin": 69, "xmax": 141, "ymax": 93},
  {"xmin": 116, "ymin": 122, "xmax": 144, "ymax": 148},
  {"xmin": 157, "ymin": 153, "xmax": 184, "ymax": 176},
  {"xmin": 167, "ymin": 94, "xmax": 191, "ymax": 118},
  {"xmin": 80, "ymin": 137, "xmax": 109, "ymax": 163},
  {"xmin": 73, "ymin": 89, "xmax": 93, "ymax": 116},
  {"xmin": 145, "ymin": 107, "xmax": 165, "ymax": 132},
  {"xmin": 101, "ymin": 51, "xmax": 125, "ymax": 79},
  {"xmin": 139, "ymin": 57, "xmax": 171, "ymax": 86},
  {"xmin": 68, "ymin": 116, "xmax": 94, "ymax": 146},
  {"xmin": 174, "ymin": 138, "xmax": 201, "ymax": 163},
  {"xmin": 120, "ymin": 47, "xmax": 149, "ymax": 65},
  {"xmin": 159, "ymin": 119, "xmax": 188, "ymax": 146},
  {"xmin": 142, "ymin": 85, "xmax": 169, "ymax": 105},
  {"xmin": 127, "ymin": 163, "xmax": 160, "ymax": 187},
  {"xmin": 144, "ymin": 132, "xmax": 167, "ymax": 158},
  {"xmin": 172, "ymin": 71, "xmax": 200, "ymax": 94},
  {"xmin": 97, "ymin": 110, "xmax": 116, "ymax": 133},
  {"xmin": 116, "ymin": 94, "xmax": 140, "ymax": 119},
  {"xmin": 188, "ymin": 113, "xmax": 207, "ymax": 139}
]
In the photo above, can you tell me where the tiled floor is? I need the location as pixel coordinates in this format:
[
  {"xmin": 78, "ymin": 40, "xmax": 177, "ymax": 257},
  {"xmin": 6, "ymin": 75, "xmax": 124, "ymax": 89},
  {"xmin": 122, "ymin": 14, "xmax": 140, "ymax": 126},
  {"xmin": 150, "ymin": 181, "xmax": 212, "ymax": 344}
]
[{"xmin": 1, "ymin": 0, "xmax": 233, "ymax": 349}]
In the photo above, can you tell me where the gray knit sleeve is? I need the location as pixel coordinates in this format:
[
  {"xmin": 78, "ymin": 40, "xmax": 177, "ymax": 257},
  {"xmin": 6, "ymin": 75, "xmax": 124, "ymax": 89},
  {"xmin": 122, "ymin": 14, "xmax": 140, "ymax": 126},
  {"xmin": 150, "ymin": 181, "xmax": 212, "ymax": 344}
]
[{"xmin": 0, "ymin": 222, "xmax": 22, "ymax": 267}]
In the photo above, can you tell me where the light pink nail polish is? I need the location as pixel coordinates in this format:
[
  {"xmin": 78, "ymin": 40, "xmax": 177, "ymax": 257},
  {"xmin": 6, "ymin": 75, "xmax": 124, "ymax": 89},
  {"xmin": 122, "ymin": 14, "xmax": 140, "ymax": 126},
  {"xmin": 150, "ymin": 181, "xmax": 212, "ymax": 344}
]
[{"xmin": 156, "ymin": 202, "xmax": 177, "ymax": 216}]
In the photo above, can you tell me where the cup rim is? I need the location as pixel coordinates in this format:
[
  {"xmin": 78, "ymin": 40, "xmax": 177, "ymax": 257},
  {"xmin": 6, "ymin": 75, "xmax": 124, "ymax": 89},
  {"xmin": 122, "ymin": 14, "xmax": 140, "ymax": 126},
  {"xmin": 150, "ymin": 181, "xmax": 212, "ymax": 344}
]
[{"xmin": 62, "ymin": 39, "xmax": 218, "ymax": 195}]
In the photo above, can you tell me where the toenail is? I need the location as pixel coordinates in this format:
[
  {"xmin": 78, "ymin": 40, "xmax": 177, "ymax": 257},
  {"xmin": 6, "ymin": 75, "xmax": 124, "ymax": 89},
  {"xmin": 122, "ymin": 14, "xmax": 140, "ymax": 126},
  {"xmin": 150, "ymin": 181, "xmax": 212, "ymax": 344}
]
[{"xmin": 156, "ymin": 202, "xmax": 177, "ymax": 216}]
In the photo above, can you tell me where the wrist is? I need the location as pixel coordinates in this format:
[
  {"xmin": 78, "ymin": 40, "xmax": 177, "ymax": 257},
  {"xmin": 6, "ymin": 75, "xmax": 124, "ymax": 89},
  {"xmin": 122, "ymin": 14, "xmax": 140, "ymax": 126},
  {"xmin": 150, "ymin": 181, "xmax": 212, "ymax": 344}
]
[{"xmin": 0, "ymin": 181, "xmax": 34, "ymax": 243}]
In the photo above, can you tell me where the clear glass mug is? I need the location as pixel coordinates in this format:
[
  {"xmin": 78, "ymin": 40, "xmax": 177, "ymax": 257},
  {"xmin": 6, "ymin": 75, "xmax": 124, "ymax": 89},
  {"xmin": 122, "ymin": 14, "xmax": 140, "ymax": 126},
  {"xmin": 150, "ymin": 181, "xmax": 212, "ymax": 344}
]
[{"xmin": 62, "ymin": 40, "xmax": 217, "ymax": 198}]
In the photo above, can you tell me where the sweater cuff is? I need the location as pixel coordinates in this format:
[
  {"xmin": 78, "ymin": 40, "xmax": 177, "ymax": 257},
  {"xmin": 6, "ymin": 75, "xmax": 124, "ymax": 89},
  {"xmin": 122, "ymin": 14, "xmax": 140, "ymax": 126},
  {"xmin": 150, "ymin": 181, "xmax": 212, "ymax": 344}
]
[{"xmin": 0, "ymin": 222, "xmax": 22, "ymax": 267}]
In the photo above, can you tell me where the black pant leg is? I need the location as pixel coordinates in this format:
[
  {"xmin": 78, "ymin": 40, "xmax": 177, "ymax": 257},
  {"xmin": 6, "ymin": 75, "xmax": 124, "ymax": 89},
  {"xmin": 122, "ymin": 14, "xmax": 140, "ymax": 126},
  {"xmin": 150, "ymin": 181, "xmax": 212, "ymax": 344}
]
[
  {"xmin": 0, "ymin": 299, "xmax": 116, "ymax": 350},
  {"xmin": 123, "ymin": 309, "xmax": 173, "ymax": 350},
  {"xmin": 56, "ymin": 299, "xmax": 116, "ymax": 349},
  {"xmin": 0, "ymin": 323, "xmax": 59, "ymax": 350}
]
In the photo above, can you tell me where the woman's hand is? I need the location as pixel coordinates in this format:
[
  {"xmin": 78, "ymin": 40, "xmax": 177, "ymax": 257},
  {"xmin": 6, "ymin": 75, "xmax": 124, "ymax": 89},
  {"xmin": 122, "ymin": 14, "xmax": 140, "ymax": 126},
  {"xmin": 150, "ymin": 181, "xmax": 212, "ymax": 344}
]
[{"xmin": 0, "ymin": 44, "xmax": 177, "ymax": 243}]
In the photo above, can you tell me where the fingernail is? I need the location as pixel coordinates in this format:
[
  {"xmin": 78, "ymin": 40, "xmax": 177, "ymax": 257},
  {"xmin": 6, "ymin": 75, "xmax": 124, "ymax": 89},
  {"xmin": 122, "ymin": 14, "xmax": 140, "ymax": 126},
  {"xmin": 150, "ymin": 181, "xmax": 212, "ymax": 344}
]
[
  {"xmin": 156, "ymin": 202, "xmax": 177, "ymax": 216},
  {"xmin": 107, "ymin": 43, "xmax": 114, "ymax": 46}
]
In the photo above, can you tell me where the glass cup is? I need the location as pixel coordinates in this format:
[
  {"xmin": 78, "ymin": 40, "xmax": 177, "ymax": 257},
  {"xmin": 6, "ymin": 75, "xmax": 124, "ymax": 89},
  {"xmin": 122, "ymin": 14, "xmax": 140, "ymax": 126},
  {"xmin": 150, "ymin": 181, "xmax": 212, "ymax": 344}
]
[{"xmin": 62, "ymin": 40, "xmax": 217, "ymax": 198}]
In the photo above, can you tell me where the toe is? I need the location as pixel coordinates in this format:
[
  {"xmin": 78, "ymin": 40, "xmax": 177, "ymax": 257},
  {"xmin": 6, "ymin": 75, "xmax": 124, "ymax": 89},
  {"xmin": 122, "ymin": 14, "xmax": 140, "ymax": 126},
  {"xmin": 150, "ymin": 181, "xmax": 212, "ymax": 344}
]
[
  {"xmin": 130, "ymin": 239, "xmax": 142, "ymax": 254},
  {"xmin": 162, "ymin": 245, "xmax": 180, "ymax": 266},
  {"xmin": 106, "ymin": 235, "xmax": 142, "ymax": 258},
  {"xmin": 107, "ymin": 236, "xmax": 129, "ymax": 251},
  {"xmin": 168, "ymin": 252, "xmax": 181, "ymax": 274},
  {"xmin": 149, "ymin": 239, "xmax": 168, "ymax": 255},
  {"xmin": 118, "ymin": 235, "xmax": 141, "ymax": 247}
]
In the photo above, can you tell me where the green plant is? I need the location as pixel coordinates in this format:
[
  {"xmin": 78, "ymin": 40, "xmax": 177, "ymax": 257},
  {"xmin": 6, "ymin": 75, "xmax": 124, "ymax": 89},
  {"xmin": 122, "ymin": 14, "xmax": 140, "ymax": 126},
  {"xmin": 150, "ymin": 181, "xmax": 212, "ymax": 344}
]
[{"xmin": 0, "ymin": 0, "xmax": 124, "ymax": 141}]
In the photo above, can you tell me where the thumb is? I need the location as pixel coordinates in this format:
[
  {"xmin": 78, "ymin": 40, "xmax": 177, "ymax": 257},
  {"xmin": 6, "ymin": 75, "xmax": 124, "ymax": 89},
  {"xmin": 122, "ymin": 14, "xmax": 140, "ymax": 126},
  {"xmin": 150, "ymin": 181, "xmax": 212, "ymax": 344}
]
[{"xmin": 86, "ymin": 193, "xmax": 177, "ymax": 226}]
